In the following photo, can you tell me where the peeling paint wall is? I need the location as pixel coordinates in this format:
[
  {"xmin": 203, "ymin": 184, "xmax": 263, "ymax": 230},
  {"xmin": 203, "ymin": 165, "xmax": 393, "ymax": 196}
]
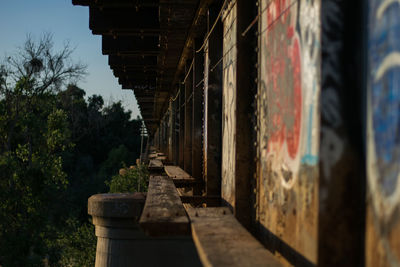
[
  {"xmin": 367, "ymin": 0, "xmax": 400, "ymax": 265},
  {"xmin": 221, "ymin": 1, "xmax": 237, "ymax": 208},
  {"xmin": 257, "ymin": 0, "xmax": 321, "ymax": 263}
]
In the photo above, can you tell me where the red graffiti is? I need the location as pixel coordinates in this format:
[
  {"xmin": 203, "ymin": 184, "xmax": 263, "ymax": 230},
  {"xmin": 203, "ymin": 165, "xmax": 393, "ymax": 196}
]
[{"xmin": 265, "ymin": 0, "xmax": 302, "ymax": 159}]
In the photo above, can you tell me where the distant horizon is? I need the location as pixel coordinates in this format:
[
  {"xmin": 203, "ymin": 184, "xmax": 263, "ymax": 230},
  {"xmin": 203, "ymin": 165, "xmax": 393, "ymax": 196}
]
[{"xmin": 0, "ymin": 0, "xmax": 141, "ymax": 118}]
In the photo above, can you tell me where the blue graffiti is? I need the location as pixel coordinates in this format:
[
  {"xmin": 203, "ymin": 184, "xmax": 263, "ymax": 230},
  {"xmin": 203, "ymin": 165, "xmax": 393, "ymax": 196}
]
[{"xmin": 369, "ymin": 0, "xmax": 400, "ymax": 196}]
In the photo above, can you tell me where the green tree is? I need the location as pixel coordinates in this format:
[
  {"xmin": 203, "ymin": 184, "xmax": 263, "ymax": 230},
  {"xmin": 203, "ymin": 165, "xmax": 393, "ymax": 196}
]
[
  {"xmin": 107, "ymin": 162, "xmax": 149, "ymax": 193},
  {"xmin": 57, "ymin": 218, "xmax": 96, "ymax": 267},
  {"xmin": 0, "ymin": 34, "xmax": 85, "ymax": 266},
  {"xmin": 0, "ymin": 33, "xmax": 145, "ymax": 266}
]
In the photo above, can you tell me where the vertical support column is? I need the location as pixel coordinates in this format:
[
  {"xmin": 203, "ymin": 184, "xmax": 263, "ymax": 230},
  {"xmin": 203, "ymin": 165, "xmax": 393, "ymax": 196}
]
[
  {"xmin": 154, "ymin": 129, "xmax": 157, "ymax": 150},
  {"xmin": 179, "ymin": 84, "xmax": 185, "ymax": 168},
  {"xmin": 158, "ymin": 126, "xmax": 161, "ymax": 151},
  {"xmin": 221, "ymin": 0, "xmax": 254, "ymax": 228},
  {"xmin": 164, "ymin": 116, "xmax": 167, "ymax": 154},
  {"xmin": 168, "ymin": 100, "xmax": 174, "ymax": 162},
  {"xmin": 184, "ymin": 60, "xmax": 193, "ymax": 174},
  {"xmin": 161, "ymin": 120, "xmax": 164, "ymax": 153},
  {"xmin": 221, "ymin": 0, "xmax": 237, "ymax": 215},
  {"xmin": 159, "ymin": 121, "xmax": 162, "ymax": 153},
  {"xmin": 160, "ymin": 119, "xmax": 164, "ymax": 153},
  {"xmin": 153, "ymin": 131, "xmax": 156, "ymax": 150},
  {"xmin": 234, "ymin": 0, "xmax": 255, "ymax": 228},
  {"xmin": 155, "ymin": 128, "xmax": 160, "ymax": 150},
  {"xmin": 174, "ymin": 94, "xmax": 180, "ymax": 165},
  {"xmin": 318, "ymin": 1, "xmax": 365, "ymax": 266},
  {"xmin": 203, "ymin": 2, "xmax": 223, "ymax": 196},
  {"xmin": 192, "ymin": 39, "xmax": 204, "ymax": 188},
  {"xmin": 165, "ymin": 116, "xmax": 168, "ymax": 154}
]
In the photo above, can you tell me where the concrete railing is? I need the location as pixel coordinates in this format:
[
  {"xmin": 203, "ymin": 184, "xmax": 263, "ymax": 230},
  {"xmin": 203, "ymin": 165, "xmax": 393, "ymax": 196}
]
[{"xmin": 88, "ymin": 192, "xmax": 200, "ymax": 267}]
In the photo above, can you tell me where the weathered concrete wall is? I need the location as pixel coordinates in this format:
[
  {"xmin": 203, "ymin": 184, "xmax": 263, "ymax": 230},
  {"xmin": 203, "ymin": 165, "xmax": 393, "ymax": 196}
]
[
  {"xmin": 257, "ymin": 0, "xmax": 321, "ymax": 264},
  {"xmin": 221, "ymin": 1, "xmax": 237, "ymax": 208},
  {"xmin": 367, "ymin": 0, "xmax": 400, "ymax": 265}
]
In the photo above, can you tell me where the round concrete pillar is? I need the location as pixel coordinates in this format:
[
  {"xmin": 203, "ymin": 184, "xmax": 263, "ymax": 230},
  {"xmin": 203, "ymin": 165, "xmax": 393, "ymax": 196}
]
[{"xmin": 88, "ymin": 193, "xmax": 146, "ymax": 267}]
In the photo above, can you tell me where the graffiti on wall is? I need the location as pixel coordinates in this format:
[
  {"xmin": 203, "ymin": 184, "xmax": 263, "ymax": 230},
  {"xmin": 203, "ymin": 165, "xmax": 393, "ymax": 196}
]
[
  {"xmin": 261, "ymin": 0, "xmax": 302, "ymax": 186},
  {"xmin": 367, "ymin": 0, "xmax": 400, "ymax": 265},
  {"xmin": 259, "ymin": 0, "xmax": 320, "ymax": 190},
  {"xmin": 221, "ymin": 1, "xmax": 237, "ymax": 207},
  {"xmin": 257, "ymin": 0, "xmax": 320, "ymax": 262},
  {"xmin": 368, "ymin": 0, "xmax": 400, "ymax": 217}
]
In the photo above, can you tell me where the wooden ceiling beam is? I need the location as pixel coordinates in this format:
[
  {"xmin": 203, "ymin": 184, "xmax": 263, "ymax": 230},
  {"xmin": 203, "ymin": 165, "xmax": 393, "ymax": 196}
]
[
  {"xmin": 139, "ymin": 106, "xmax": 154, "ymax": 111},
  {"xmin": 73, "ymin": 0, "xmax": 158, "ymax": 7},
  {"xmin": 118, "ymin": 76, "xmax": 156, "ymax": 86},
  {"xmin": 74, "ymin": 0, "xmax": 203, "ymax": 123},
  {"xmin": 140, "ymin": 111, "xmax": 154, "ymax": 116},
  {"xmin": 108, "ymin": 55, "xmax": 158, "ymax": 67},
  {"xmin": 122, "ymin": 84, "xmax": 156, "ymax": 90},
  {"xmin": 136, "ymin": 99, "xmax": 156, "ymax": 104},
  {"xmin": 89, "ymin": 7, "xmax": 159, "ymax": 35},
  {"xmin": 102, "ymin": 36, "xmax": 159, "ymax": 55},
  {"xmin": 111, "ymin": 66, "xmax": 159, "ymax": 73},
  {"xmin": 136, "ymin": 97, "xmax": 155, "ymax": 102},
  {"xmin": 141, "ymin": 119, "xmax": 159, "ymax": 123},
  {"xmin": 74, "ymin": 0, "xmax": 196, "ymax": 8},
  {"xmin": 113, "ymin": 70, "xmax": 157, "ymax": 79},
  {"xmin": 135, "ymin": 95, "xmax": 156, "ymax": 100},
  {"xmin": 118, "ymin": 77, "xmax": 155, "ymax": 83},
  {"xmin": 138, "ymin": 101, "xmax": 154, "ymax": 106},
  {"xmin": 96, "ymin": 31, "xmax": 160, "ymax": 36}
]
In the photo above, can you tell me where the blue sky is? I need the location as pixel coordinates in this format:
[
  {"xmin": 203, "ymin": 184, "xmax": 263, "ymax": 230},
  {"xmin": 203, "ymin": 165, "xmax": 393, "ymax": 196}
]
[{"xmin": 0, "ymin": 0, "xmax": 140, "ymax": 118}]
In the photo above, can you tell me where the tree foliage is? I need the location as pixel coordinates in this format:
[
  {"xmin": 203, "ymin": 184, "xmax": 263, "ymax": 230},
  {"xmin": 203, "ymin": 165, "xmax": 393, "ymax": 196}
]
[
  {"xmin": 1, "ymin": 33, "xmax": 86, "ymax": 96},
  {"xmin": 0, "ymin": 34, "xmax": 145, "ymax": 266},
  {"xmin": 107, "ymin": 162, "xmax": 149, "ymax": 193},
  {"xmin": 0, "ymin": 34, "xmax": 83, "ymax": 266}
]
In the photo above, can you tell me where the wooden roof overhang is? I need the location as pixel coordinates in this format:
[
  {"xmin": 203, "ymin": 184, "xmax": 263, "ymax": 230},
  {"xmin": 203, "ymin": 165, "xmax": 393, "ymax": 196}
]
[{"xmin": 72, "ymin": 0, "xmax": 212, "ymax": 134}]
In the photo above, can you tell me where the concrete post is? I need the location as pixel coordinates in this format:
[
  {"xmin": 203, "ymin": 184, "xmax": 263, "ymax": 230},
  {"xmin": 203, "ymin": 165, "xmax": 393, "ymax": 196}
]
[
  {"xmin": 88, "ymin": 192, "xmax": 201, "ymax": 267},
  {"xmin": 88, "ymin": 193, "xmax": 146, "ymax": 267}
]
